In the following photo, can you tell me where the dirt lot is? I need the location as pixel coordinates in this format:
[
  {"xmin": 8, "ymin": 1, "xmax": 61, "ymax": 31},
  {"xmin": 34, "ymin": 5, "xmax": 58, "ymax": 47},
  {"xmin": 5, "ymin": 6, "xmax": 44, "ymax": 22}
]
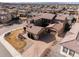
[{"xmin": 4, "ymin": 29, "xmax": 26, "ymax": 53}]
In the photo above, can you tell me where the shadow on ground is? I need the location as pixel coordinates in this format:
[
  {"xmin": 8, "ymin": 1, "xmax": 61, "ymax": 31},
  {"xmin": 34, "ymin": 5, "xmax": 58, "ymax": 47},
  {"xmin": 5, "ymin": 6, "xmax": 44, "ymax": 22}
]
[{"xmin": 38, "ymin": 33, "xmax": 56, "ymax": 43}]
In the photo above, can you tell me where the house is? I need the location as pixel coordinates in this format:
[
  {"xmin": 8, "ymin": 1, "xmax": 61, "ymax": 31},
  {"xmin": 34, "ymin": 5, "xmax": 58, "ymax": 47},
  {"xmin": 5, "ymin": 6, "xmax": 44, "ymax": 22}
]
[
  {"xmin": 23, "ymin": 24, "xmax": 50, "ymax": 40},
  {"xmin": 60, "ymin": 23, "xmax": 79, "ymax": 57}
]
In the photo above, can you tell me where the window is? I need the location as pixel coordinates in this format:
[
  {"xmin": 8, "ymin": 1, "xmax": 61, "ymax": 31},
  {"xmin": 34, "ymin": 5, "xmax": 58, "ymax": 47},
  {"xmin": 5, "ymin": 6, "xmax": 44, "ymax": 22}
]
[
  {"xmin": 69, "ymin": 49, "xmax": 75, "ymax": 56},
  {"xmin": 63, "ymin": 47, "xmax": 68, "ymax": 53}
]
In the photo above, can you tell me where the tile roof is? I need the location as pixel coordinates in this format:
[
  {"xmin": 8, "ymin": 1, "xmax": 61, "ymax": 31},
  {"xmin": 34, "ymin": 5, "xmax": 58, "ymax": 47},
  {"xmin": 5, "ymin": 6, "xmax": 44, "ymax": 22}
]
[
  {"xmin": 26, "ymin": 24, "xmax": 44, "ymax": 35},
  {"xmin": 55, "ymin": 14, "xmax": 68, "ymax": 21},
  {"xmin": 32, "ymin": 13, "xmax": 56, "ymax": 20}
]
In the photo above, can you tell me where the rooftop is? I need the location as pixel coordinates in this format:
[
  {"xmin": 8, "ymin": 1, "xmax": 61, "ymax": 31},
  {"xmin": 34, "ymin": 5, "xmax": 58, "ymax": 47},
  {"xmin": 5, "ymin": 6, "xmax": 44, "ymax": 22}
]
[
  {"xmin": 60, "ymin": 23, "xmax": 79, "ymax": 53},
  {"xmin": 26, "ymin": 24, "xmax": 44, "ymax": 35},
  {"xmin": 32, "ymin": 13, "xmax": 56, "ymax": 20},
  {"xmin": 55, "ymin": 14, "xmax": 68, "ymax": 21}
]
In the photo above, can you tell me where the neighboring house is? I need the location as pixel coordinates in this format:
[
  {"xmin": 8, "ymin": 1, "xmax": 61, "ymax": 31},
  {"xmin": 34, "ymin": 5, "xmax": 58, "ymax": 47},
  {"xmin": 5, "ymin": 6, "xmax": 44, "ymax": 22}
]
[
  {"xmin": 18, "ymin": 9, "xmax": 26, "ymax": 17},
  {"xmin": 19, "ymin": 17, "xmax": 27, "ymax": 22},
  {"xmin": 8, "ymin": 8, "xmax": 18, "ymax": 18},
  {"xmin": 67, "ymin": 9, "xmax": 77, "ymax": 15},
  {"xmin": 0, "ymin": 10, "xmax": 12, "ymax": 23},
  {"xmin": 64, "ymin": 14, "xmax": 76, "ymax": 33},
  {"xmin": 53, "ymin": 8, "xmax": 63, "ymax": 13},
  {"xmin": 17, "ymin": 9, "xmax": 28, "ymax": 22},
  {"xmin": 31, "ymin": 13, "xmax": 57, "ymax": 26},
  {"xmin": 46, "ymin": 14, "xmax": 69, "ymax": 36},
  {"xmin": 60, "ymin": 23, "xmax": 79, "ymax": 57}
]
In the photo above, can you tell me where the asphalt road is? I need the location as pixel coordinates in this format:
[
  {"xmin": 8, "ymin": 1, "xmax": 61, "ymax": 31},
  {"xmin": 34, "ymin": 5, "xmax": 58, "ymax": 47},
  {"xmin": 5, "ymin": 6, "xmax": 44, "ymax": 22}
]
[{"xmin": 0, "ymin": 42, "xmax": 12, "ymax": 57}]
